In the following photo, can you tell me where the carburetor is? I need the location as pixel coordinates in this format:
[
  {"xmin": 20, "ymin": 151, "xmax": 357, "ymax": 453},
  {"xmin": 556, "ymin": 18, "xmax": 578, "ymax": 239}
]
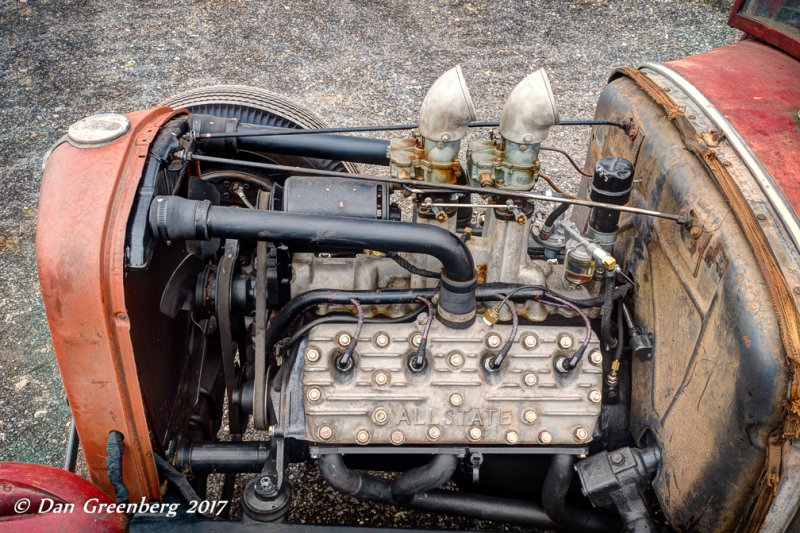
[{"xmin": 468, "ymin": 69, "xmax": 558, "ymax": 191}]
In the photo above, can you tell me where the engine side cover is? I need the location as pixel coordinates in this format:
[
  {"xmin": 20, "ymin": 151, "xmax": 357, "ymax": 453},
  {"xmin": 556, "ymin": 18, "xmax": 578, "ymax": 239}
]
[{"xmin": 301, "ymin": 320, "xmax": 602, "ymax": 446}]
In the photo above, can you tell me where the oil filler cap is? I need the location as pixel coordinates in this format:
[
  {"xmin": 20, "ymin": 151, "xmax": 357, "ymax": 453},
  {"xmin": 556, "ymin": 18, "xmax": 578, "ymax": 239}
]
[{"xmin": 67, "ymin": 113, "xmax": 130, "ymax": 148}]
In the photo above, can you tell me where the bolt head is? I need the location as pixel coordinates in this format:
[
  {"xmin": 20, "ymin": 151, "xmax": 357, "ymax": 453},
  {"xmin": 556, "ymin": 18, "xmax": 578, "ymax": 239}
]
[
  {"xmin": 318, "ymin": 426, "xmax": 333, "ymax": 441},
  {"xmin": 589, "ymin": 350, "xmax": 603, "ymax": 366},
  {"xmin": 522, "ymin": 335, "xmax": 537, "ymax": 349},
  {"xmin": 448, "ymin": 352, "xmax": 464, "ymax": 368},
  {"xmin": 307, "ymin": 387, "xmax": 322, "ymax": 402},
  {"xmin": 558, "ymin": 335, "xmax": 574, "ymax": 350},
  {"xmin": 390, "ymin": 430, "xmax": 405, "ymax": 445},
  {"xmin": 523, "ymin": 409, "xmax": 537, "ymax": 424},
  {"xmin": 468, "ymin": 427, "xmax": 483, "ymax": 441},
  {"xmin": 411, "ymin": 333, "xmax": 422, "ymax": 348},
  {"xmin": 505, "ymin": 430, "xmax": 520, "ymax": 444},
  {"xmin": 337, "ymin": 333, "xmax": 352, "ymax": 347},
  {"xmin": 305, "ymin": 348, "xmax": 320, "ymax": 363},
  {"xmin": 538, "ymin": 430, "xmax": 553, "ymax": 444},
  {"xmin": 486, "ymin": 333, "xmax": 502, "ymax": 349},
  {"xmin": 436, "ymin": 212, "xmax": 448, "ymax": 223},
  {"xmin": 588, "ymin": 390, "xmax": 602, "ymax": 404},
  {"xmin": 372, "ymin": 408, "xmax": 389, "ymax": 425},
  {"xmin": 449, "ymin": 392, "xmax": 464, "ymax": 407},
  {"xmin": 610, "ymin": 452, "xmax": 625, "ymax": 465},
  {"xmin": 254, "ymin": 476, "xmax": 278, "ymax": 498},
  {"xmin": 356, "ymin": 429, "xmax": 371, "ymax": 444},
  {"xmin": 427, "ymin": 426, "xmax": 442, "ymax": 441},
  {"xmin": 523, "ymin": 373, "xmax": 538, "ymax": 387},
  {"xmin": 516, "ymin": 214, "xmax": 527, "ymax": 225},
  {"xmin": 574, "ymin": 427, "xmax": 589, "ymax": 441},
  {"xmin": 373, "ymin": 371, "xmax": 390, "ymax": 386},
  {"xmin": 375, "ymin": 333, "xmax": 390, "ymax": 348}
]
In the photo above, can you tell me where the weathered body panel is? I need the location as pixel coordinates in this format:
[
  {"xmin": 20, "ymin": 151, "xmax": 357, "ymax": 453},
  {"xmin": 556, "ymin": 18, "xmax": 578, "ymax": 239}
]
[
  {"xmin": 666, "ymin": 40, "xmax": 800, "ymax": 220},
  {"xmin": 36, "ymin": 107, "xmax": 180, "ymax": 500},
  {"xmin": 585, "ymin": 76, "xmax": 789, "ymax": 531}
]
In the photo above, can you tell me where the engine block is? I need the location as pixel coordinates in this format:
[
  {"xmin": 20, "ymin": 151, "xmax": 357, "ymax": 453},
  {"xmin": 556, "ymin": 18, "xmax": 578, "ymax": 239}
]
[{"xmin": 301, "ymin": 320, "xmax": 603, "ymax": 446}]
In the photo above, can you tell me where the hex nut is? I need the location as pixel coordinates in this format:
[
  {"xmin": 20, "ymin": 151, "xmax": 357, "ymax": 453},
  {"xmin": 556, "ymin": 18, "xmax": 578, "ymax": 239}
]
[
  {"xmin": 318, "ymin": 426, "xmax": 333, "ymax": 441},
  {"xmin": 305, "ymin": 348, "xmax": 321, "ymax": 363},
  {"xmin": 522, "ymin": 335, "xmax": 538, "ymax": 349},
  {"xmin": 372, "ymin": 408, "xmax": 389, "ymax": 425},
  {"xmin": 574, "ymin": 427, "xmax": 589, "ymax": 441},
  {"xmin": 468, "ymin": 426, "xmax": 483, "ymax": 441},
  {"xmin": 588, "ymin": 390, "xmax": 602, "ymax": 404},
  {"xmin": 391, "ymin": 430, "xmax": 405, "ymax": 445},
  {"xmin": 557, "ymin": 335, "xmax": 574, "ymax": 350},
  {"xmin": 448, "ymin": 352, "xmax": 464, "ymax": 368},
  {"xmin": 523, "ymin": 373, "xmax": 538, "ymax": 387},
  {"xmin": 375, "ymin": 333, "xmax": 390, "ymax": 348},
  {"xmin": 373, "ymin": 371, "xmax": 390, "ymax": 386},
  {"xmin": 449, "ymin": 392, "xmax": 464, "ymax": 407},
  {"xmin": 523, "ymin": 409, "xmax": 537, "ymax": 424},
  {"xmin": 337, "ymin": 333, "xmax": 352, "ymax": 347},
  {"xmin": 307, "ymin": 387, "xmax": 322, "ymax": 402},
  {"xmin": 486, "ymin": 333, "xmax": 502, "ymax": 349},
  {"xmin": 411, "ymin": 333, "xmax": 423, "ymax": 348},
  {"xmin": 538, "ymin": 430, "xmax": 553, "ymax": 444},
  {"xmin": 505, "ymin": 430, "xmax": 520, "ymax": 444},
  {"xmin": 356, "ymin": 429, "xmax": 371, "ymax": 445},
  {"xmin": 589, "ymin": 350, "xmax": 603, "ymax": 366},
  {"xmin": 427, "ymin": 426, "xmax": 442, "ymax": 441}
]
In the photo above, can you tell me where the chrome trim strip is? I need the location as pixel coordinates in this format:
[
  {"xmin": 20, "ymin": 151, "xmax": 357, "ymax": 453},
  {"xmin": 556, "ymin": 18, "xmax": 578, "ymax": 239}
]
[{"xmin": 639, "ymin": 62, "xmax": 800, "ymax": 253}]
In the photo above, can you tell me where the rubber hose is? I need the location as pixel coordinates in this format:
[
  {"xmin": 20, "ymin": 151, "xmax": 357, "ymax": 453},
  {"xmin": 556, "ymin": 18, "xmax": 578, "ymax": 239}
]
[
  {"xmin": 542, "ymin": 455, "xmax": 621, "ymax": 533},
  {"xmin": 544, "ymin": 199, "xmax": 570, "ymax": 229},
  {"xmin": 391, "ymin": 454, "xmax": 459, "ymax": 502},
  {"xmin": 318, "ymin": 455, "xmax": 560, "ymax": 529},
  {"xmin": 105, "ymin": 430, "xmax": 129, "ymax": 503},
  {"xmin": 600, "ymin": 272, "xmax": 617, "ymax": 348}
]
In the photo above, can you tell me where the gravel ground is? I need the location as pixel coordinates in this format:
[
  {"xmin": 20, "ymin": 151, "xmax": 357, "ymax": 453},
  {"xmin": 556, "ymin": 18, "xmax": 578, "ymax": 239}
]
[{"xmin": 0, "ymin": 0, "xmax": 738, "ymax": 528}]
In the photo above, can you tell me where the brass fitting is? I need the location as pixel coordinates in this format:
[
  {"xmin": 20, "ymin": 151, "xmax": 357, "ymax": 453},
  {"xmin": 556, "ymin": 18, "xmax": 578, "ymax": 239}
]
[
  {"xmin": 482, "ymin": 306, "xmax": 501, "ymax": 326},
  {"xmin": 603, "ymin": 256, "xmax": 617, "ymax": 271},
  {"xmin": 478, "ymin": 172, "xmax": 493, "ymax": 188}
]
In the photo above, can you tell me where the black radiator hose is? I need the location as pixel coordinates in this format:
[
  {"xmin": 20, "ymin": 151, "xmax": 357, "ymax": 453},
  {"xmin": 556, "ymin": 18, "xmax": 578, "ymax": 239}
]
[
  {"xmin": 318, "ymin": 454, "xmax": 561, "ymax": 529},
  {"xmin": 150, "ymin": 196, "xmax": 477, "ymax": 327},
  {"xmin": 391, "ymin": 454, "xmax": 458, "ymax": 502},
  {"xmin": 542, "ymin": 455, "xmax": 621, "ymax": 533},
  {"xmin": 190, "ymin": 113, "xmax": 391, "ymax": 166}
]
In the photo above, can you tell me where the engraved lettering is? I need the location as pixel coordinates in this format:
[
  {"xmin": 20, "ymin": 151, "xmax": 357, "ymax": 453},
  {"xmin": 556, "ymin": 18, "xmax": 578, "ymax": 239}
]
[
  {"xmin": 398, "ymin": 408, "xmax": 410, "ymax": 425},
  {"xmin": 486, "ymin": 408, "xmax": 497, "ymax": 425},
  {"xmin": 500, "ymin": 409, "xmax": 512, "ymax": 426},
  {"xmin": 468, "ymin": 409, "xmax": 484, "ymax": 426},
  {"xmin": 444, "ymin": 409, "xmax": 454, "ymax": 425}
]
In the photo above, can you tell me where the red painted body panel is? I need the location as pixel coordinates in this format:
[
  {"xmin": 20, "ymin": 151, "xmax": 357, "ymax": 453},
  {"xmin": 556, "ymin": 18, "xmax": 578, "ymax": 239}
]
[
  {"xmin": 729, "ymin": 0, "xmax": 800, "ymax": 60},
  {"xmin": 36, "ymin": 107, "xmax": 182, "ymax": 502},
  {"xmin": 665, "ymin": 39, "xmax": 800, "ymax": 217},
  {"xmin": 0, "ymin": 462, "xmax": 126, "ymax": 532}
]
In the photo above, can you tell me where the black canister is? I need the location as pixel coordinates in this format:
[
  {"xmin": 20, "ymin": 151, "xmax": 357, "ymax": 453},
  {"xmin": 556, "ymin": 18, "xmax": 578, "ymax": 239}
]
[{"xmin": 589, "ymin": 156, "xmax": 634, "ymax": 234}]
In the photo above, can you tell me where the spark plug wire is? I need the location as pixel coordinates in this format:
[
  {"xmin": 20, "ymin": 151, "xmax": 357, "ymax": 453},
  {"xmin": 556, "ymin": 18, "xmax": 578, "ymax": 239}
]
[
  {"xmin": 410, "ymin": 296, "xmax": 435, "ymax": 370},
  {"xmin": 336, "ymin": 298, "xmax": 364, "ymax": 371}
]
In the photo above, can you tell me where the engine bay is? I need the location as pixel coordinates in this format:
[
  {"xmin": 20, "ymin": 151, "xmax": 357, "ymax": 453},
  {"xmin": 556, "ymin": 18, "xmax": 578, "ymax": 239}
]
[{"xmin": 42, "ymin": 63, "xmax": 791, "ymax": 532}]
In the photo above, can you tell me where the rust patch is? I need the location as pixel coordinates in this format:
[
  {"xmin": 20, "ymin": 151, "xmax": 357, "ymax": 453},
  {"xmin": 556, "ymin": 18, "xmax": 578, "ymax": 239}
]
[
  {"xmin": 476, "ymin": 264, "xmax": 487, "ymax": 284},
  {"xmin": 703, "ymin": 239, "xmax": 730, "ymax": 279},
  {"xmin": 744, "ymin": 336, "xmax": 752, "ymax": 349}
]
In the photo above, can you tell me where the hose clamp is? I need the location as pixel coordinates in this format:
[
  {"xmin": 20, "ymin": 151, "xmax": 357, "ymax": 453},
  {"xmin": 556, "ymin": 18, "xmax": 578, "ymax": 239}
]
[{"xmin": 194, "ymin": 200, "xmax": 211, "ymax": 240}]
